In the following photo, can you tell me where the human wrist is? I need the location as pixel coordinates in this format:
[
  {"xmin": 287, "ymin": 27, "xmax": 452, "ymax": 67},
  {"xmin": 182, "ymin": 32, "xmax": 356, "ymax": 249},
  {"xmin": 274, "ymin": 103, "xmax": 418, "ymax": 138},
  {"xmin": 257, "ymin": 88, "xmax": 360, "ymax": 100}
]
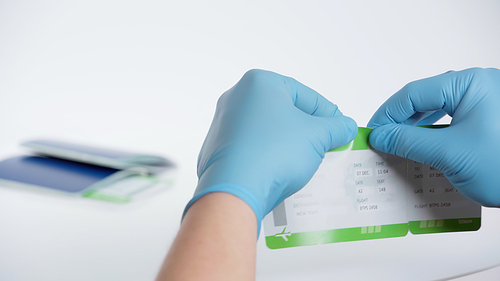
[
  {"xmin": 162, "ymin": 192, "xmax": 257, "ymax": 281},
  {"xmin": 184, "ymin": 183, "xmax": 264, "ymax": 235}
]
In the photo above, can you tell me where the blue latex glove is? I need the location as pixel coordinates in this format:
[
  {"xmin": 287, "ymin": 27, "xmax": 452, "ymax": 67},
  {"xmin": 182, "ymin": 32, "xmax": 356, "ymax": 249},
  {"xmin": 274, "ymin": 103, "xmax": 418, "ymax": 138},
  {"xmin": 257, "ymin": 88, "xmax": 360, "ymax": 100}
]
[
  {"xmin": 185, "ymin": 69, "xmax": 358, "ymax": 232},
  {"xmin": 368, "ymin": 68, "xmax": 500, "ymax": 207}
]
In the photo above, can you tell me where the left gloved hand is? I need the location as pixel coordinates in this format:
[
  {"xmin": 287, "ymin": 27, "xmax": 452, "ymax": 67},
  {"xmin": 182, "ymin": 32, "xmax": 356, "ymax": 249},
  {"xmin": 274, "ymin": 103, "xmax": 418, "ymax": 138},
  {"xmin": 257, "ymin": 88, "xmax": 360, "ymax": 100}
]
[
  {"xmin": 184, "ymin": 69, "xmax": 358, "ymax": 233},
  {"xmin": 368, "ymin": 68, "xmax": 500, "ymax": 207}
]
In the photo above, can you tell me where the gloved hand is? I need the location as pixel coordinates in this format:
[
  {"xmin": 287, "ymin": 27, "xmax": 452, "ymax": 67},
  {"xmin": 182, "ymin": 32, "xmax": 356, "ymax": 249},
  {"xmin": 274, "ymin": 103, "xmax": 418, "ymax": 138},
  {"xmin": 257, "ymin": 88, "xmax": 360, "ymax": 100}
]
[
  {"xmin": 185, "ymin": 69, "xmax": 358, "ymax": 232},
  {"xmin": 368, "ymin": 68, "xmax": 500, "ymax": 207}
]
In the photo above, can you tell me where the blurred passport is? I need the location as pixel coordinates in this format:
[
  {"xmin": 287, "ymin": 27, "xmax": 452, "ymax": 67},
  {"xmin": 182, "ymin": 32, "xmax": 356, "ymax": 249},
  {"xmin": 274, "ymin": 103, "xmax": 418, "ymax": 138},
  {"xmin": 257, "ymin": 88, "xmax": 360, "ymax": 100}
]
[{"xmin": 0, "ymin": 140, "xmax": 176, "ymax": 203}]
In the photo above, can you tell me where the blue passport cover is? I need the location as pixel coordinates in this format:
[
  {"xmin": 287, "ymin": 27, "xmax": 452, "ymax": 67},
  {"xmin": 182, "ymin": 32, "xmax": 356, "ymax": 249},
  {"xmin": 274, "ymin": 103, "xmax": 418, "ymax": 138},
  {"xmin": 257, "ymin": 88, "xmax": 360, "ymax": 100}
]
[{"xmin": 0, "ymin": 156, "xmax": 119, "ymax": 193}]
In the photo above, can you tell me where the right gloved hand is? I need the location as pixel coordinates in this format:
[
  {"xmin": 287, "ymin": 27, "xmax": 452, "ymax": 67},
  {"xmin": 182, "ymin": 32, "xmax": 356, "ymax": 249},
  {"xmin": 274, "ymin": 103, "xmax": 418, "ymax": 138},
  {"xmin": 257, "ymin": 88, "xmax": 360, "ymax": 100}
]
[{"xmin": 368, "ymin": 68, "xmax": 500, "ymax": 207}]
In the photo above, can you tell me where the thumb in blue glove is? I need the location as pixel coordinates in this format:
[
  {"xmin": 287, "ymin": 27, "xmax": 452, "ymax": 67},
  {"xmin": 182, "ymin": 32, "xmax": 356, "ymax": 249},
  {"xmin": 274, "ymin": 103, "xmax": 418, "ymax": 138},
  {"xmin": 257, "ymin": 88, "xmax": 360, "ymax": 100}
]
[
  {"xmin": 185, "ymin": 69, "xmax": 358, "ymax": 233},
  {"xmin": 368, "ymin": 68, "xmax": 500, "ymax": 207}
]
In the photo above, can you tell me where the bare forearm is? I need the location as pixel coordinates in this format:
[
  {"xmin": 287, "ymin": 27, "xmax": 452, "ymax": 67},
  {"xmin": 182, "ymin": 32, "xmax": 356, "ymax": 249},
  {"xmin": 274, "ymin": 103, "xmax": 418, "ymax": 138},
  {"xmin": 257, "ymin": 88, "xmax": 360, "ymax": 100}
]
[{"xmin": 157, "ymin": 192, "xmax": 257, "ymax": 281}]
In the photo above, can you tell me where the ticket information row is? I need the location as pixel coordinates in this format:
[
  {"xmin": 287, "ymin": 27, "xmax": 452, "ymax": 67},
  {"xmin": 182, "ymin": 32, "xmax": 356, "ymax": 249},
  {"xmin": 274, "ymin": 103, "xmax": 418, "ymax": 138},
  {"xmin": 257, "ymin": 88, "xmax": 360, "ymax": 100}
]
[{"xmin": 263, "ymin": 127, "xmax": 481, "ymax": 249}]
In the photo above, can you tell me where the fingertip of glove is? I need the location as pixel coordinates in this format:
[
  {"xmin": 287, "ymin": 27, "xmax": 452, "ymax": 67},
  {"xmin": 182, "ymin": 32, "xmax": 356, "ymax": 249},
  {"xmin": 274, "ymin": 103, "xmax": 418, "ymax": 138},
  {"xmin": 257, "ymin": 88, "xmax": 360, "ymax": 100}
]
[
  {"xmin": 344, "ymin": 116, "xmax": 358, "ymax": 141},
  {"xmin": 369, "ymin": 125, "xmax": 391, "ymax": 152},
  {"xmin": 328, "ymin": 115, "xmax": 358, "ymax": 147}
]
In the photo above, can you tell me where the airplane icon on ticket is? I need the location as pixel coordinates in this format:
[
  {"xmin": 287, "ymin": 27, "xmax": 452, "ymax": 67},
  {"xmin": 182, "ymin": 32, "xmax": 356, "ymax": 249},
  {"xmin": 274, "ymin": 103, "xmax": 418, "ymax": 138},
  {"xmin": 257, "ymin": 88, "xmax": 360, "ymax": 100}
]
[{"xmin": 274, "ymin": 227, "xmax": 292, "ymax": 241}]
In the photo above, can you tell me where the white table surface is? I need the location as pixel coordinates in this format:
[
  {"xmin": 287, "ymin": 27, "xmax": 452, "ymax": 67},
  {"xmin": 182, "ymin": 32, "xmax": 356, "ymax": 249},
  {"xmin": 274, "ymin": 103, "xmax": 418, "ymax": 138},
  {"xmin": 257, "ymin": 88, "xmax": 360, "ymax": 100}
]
[{"xmin": 1, "ymin": 1, "xmax": 500, "ymax": 280}]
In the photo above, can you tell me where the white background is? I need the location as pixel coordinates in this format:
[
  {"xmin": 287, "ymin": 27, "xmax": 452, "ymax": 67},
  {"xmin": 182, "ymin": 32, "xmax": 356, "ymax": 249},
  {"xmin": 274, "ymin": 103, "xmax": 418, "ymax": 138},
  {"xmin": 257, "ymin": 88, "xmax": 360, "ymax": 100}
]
[{"xmin": 1, "ymin": 1, "xmax": 500, "ymax": 280}]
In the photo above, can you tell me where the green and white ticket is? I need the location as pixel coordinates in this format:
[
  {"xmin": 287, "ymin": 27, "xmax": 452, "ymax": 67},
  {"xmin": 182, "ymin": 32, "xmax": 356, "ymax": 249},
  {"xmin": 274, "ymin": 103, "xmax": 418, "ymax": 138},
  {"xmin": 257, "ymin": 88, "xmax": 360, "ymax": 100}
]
[{"xmin": 263, "ymin": 127, "xmax": 481, "ymax": 249}]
